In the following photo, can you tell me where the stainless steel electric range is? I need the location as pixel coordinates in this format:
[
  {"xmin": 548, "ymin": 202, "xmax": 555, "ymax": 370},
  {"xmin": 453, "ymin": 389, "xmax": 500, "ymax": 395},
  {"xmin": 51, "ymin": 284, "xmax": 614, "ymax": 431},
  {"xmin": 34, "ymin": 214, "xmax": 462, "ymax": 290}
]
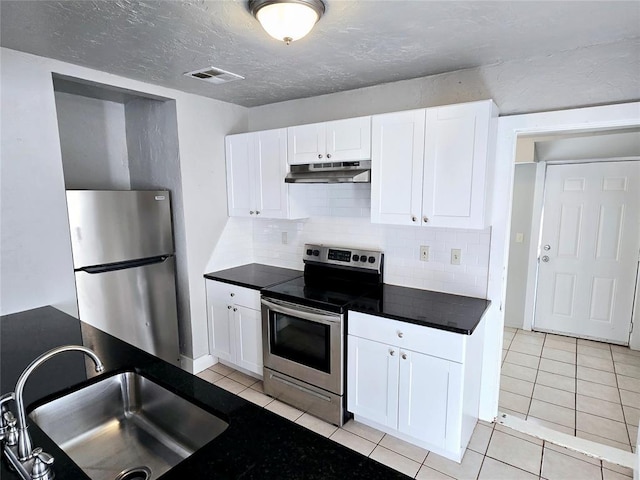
[{"xmin": 261, "ymin": 244, "xmax": 383, "ymax": 426}]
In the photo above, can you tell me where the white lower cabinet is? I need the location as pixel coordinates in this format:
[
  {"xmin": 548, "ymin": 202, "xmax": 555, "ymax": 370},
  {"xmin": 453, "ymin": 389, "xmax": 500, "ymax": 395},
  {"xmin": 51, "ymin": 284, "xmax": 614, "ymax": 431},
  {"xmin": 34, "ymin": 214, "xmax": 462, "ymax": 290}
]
[
  {"xmin": 206, "ymin": 280, "xmax": 263, "ymax": 376},
  {"xmin": 347, "ymin": 311, "xmax": 484, "ymax": 462}
]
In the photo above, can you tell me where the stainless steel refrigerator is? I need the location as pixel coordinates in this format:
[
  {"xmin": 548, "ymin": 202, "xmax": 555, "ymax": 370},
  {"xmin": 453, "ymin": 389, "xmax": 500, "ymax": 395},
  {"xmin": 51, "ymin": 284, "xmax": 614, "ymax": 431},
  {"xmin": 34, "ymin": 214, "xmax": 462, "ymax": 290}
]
[{"xmin": 66, "ymin": 190, "xmax": 181, "ymax": 366}]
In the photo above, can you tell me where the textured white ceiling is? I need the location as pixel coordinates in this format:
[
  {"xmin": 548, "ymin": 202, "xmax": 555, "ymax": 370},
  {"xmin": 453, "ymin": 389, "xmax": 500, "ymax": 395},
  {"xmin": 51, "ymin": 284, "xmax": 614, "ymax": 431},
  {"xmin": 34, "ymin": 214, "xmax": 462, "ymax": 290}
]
[{"xmin": 1, "ymin": 1, "xmax": 638, "ymax": 107}]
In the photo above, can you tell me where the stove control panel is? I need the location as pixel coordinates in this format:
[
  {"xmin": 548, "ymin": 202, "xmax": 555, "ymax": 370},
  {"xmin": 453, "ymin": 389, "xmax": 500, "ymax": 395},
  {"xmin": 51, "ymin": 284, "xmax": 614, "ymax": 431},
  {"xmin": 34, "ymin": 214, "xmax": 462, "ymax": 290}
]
[{"xmin": 303, "ymin": 244, "xmax": 383, "ymax": 272}]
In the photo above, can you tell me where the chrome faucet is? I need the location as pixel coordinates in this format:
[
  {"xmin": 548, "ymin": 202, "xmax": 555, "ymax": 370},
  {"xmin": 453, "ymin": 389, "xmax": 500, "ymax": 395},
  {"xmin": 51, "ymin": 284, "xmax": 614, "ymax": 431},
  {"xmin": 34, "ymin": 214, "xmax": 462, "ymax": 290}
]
[{"xmin": 2, "ymin": 345, "xmax": 104, "ymax": 480}]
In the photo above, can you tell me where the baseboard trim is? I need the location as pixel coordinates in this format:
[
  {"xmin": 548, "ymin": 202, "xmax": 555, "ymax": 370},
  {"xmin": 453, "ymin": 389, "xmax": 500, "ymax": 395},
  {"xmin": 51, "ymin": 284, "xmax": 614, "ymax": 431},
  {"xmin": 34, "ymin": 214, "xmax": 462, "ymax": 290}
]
[{"xmin": 180, "ymin": 354, "xmax": 215, "ymax": 374}]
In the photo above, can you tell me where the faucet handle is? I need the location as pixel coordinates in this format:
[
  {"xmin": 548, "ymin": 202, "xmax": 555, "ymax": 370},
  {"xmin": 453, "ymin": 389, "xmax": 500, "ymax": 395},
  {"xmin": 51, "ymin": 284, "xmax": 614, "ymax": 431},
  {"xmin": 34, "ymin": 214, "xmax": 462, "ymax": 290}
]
[
  {"xmin": 31, "ymin": 447, "xmax": 54, "ymax": 480},
  {"xmin": 3, "ymin": 411, "xmax": 18, "ymax": 446}
]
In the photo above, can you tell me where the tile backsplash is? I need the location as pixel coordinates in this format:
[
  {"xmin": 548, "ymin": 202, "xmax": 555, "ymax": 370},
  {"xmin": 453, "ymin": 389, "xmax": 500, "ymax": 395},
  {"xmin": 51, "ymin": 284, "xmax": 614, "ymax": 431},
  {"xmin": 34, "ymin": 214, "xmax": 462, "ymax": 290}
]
[{"xmin": 208, "ymin": 184, "xmax": 491, "ymax": 298}]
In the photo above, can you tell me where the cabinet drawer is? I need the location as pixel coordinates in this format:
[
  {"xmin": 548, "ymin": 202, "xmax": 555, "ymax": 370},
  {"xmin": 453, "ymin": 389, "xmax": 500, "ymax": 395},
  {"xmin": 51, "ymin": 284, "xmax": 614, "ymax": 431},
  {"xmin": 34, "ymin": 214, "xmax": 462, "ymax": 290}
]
[
  {"xmin": 207, "ymin": 281, "xmax": 261, "ymax": 310},
  {"xmin": 348, "ymin": 311, "xmax": 464, "ymax": 363}
]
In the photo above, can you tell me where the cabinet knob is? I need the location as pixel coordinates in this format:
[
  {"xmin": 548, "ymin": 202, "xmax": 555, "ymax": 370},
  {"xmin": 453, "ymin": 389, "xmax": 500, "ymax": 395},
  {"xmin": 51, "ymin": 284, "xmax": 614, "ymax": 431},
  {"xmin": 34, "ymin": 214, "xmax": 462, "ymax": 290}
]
[
  {"xmin": 411, "ymin": 216, "xmax": 417, "ymax": 222},
  {"xmin": 256, "ymin": 210, "xmax": 260, "ymax": 215},
  {"xmin": 233, "ymin": 307, "xmax": 237, "ymax": 312},
  {"xmin": 401, "ymin": 353, "xmax": 407, "ymax": 360},
  {"xmin": 318, "ymin": 154, "xmax": 323, "ymax": 159},
  {"xmin": 230, "ymin": 293, "xmax": 235, "ymax": 297},
  {"xmin": 423, "ymin": 217, "xmax": 429, "ymax": 223},
  {"xmin": 326, "ymin": 154, "xmax": 331, "ymax": 159},
  {"xmin": 227, "ymin": 305, "xmax": 232, "ymax": 309},
  {"xmin": 249, "ymin": 211, "xmax": 255, "ymax": 215},
  {"xmin": 389, "ymin": 349, "xmax": 395, "ymax": 356},
  {"xmin": 397, "ymin": 331, "xmax": 404, "ymax": 338}
]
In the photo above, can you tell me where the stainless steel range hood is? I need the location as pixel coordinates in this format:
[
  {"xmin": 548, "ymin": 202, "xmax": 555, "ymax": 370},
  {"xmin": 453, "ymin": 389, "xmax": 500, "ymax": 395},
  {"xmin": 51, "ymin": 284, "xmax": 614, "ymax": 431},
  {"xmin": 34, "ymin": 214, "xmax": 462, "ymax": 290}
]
[{"xmin": 285, "ymin": 161, "xmax": 371, "ymax": 184}]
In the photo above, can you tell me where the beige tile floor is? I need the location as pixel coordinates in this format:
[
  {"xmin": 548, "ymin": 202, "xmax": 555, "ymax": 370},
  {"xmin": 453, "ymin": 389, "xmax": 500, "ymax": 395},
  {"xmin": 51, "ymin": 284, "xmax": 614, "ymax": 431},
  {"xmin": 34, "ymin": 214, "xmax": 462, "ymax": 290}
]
[
  {"xmin": 500, "ymin": 327, "xmax": 640, "ymax": 454},
  {"xmin": 197, "ymin": 362, "xmax": 635, "ymax": 479}
]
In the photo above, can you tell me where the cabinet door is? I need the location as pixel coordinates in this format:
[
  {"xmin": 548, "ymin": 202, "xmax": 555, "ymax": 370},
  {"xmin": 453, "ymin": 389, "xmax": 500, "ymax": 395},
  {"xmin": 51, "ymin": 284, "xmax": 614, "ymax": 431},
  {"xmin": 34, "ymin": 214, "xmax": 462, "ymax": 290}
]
[
  {"xmin": 206, "ymin": 282, "xmax": 235, "ymax": 363},
  {"xmin": 287, "ymin": 123, "xmax": 326, "ymax": 164},
  {"xmin": 371, "ymin": 110, "xmax": 426, "ymax": 226},
  {"xmin": 225, "ymin": 133, "xmax": 255, "ymax": 217},
  {"xmin": 234, "ymin": 305, "xmax": 263, "ymax": 375},
  {"xmin": 347, "ymin": 336, "xmax": 399, "ymax": 429},
  {"xmin": 397, "ymin": 349, "xmax": 450, "ymax": 448},
  {"xmin": 254, "ymin": 128, "xmax": 288, "ymax": 219},
  {"xmin": 422, "ymin": 101, "xmax": 494, "ymax": 228},
  {"xmin": 325, "ymin": 116, "xmax": 371, "ymax": 162}
]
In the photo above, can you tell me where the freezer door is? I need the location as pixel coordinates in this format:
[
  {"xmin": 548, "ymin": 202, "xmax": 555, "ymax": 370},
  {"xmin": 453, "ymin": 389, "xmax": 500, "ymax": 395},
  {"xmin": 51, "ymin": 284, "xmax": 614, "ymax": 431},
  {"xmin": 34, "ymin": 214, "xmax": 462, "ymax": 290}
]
[
  {"xmin": 67, "ymin": 190, "xmax": 174, "ymax": 268},
  {"xmin": 75, "ymin": 256, "xmax": 180, "ymax": 366}
]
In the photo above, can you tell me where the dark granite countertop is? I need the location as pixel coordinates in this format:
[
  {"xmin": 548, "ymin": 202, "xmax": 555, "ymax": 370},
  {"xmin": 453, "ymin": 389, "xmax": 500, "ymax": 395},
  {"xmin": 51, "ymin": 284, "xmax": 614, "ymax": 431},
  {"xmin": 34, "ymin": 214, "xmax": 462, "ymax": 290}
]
[
  {"xmin": 347, "ymin": 284, "xmax": 490, "ymax": 335},
  {"xmin": 204, "ymin": 263, "xmax": 303, "ymax": 290},
  {"xmin": 1, "ymin": 307, "xmax": 408, "ymax": 480}
]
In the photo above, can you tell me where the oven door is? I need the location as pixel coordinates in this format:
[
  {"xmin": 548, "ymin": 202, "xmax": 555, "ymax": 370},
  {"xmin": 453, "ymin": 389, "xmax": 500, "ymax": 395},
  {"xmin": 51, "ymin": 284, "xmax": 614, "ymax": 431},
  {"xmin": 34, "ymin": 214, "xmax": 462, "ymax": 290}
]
[{"xmin": 261, "ymin": 297, "xmax": 343, "ymax": 394}]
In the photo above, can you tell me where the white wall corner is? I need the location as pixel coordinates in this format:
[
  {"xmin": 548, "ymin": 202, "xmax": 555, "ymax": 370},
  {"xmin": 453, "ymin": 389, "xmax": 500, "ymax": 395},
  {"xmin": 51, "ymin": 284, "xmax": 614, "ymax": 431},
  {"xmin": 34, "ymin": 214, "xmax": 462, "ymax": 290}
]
[{"xmin": 180, "ymin": 353, "xmax": 215, "ymax": 374}]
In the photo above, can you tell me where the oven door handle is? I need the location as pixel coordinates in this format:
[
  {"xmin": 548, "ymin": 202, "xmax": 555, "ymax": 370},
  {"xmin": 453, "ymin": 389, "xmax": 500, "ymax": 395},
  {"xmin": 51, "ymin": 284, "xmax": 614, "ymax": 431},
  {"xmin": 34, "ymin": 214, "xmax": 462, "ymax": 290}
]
[{"xmin": 261, "ymin": 298, "xmax": 341, "ymax": 325}]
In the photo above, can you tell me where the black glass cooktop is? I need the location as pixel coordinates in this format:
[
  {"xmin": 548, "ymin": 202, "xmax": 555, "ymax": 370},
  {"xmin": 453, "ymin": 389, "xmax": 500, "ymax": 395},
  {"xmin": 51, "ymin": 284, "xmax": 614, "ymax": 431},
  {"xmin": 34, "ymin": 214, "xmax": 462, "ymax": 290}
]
[{"xmin": 261, "ymin": 275, "xmax": 381, "ymax": 313}]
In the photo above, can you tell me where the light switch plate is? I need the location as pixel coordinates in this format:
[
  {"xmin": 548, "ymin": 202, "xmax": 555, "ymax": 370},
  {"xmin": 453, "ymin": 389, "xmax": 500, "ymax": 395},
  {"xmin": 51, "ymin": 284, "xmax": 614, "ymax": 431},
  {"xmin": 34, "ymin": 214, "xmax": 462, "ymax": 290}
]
[
  {"xmin": 420, "ymin": 245, "xmax": 429, "ymax": 262},
  {"xmin": 451, "ymin": 248, "xmax": 461, "ymax": 265},
  {"xmin": 515, "ymin": 232, "xmax": 524, "ymax": 243}
]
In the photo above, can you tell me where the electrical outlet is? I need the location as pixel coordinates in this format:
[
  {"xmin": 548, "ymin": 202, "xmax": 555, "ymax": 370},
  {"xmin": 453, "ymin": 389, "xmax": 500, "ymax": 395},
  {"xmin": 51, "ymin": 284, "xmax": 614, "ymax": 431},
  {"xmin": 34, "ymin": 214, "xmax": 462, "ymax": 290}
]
[
  {"xmin": 451, "ymin": 248, "xmax": 461, "ymax": 265},
  {"xmin": 281, "ymin": 232, "xmax": 288, "ymax": 245},
  {"xmin": 420, "ymin": 245, "xmax": 429, "ymax": 262}
]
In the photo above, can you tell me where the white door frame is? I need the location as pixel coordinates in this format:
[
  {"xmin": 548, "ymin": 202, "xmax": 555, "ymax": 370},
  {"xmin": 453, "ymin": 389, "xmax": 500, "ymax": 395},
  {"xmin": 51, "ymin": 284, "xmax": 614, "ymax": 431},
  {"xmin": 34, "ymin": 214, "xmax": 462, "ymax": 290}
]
[{"xmin": 479, "ymin": 101, "xmax": 640, "ymax": 425}]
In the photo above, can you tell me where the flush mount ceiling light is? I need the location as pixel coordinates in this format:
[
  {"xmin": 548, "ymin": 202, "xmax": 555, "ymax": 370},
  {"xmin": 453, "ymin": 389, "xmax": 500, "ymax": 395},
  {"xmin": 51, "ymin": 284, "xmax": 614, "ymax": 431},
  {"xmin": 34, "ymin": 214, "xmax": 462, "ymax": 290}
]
[{"xmin": 249, "ymin": 0, "xmax": 325, "ymax": 45}]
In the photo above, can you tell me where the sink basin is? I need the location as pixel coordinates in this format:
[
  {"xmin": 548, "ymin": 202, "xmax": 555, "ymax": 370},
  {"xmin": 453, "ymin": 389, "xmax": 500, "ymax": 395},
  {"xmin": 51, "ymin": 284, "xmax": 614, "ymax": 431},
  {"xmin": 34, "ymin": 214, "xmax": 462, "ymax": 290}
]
[{"xmin": 29, "ymin": 371, "xmax": 228, "ymax": 480}]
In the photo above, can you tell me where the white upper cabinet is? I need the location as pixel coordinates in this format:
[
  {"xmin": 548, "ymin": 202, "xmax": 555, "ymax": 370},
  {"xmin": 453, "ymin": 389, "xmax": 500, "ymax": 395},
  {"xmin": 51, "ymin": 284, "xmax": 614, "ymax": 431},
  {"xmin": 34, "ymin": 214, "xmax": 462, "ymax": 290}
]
[
  {"xmin": 422, "ymin": 100, "xmax": 498, "ymax": 228},
  {"xmin": 226, "ymin": 128, "xmax": 304, "ymax": 219},
  {"xmin": 371, "ymin": 100, "xmax": 498, "ymax": 229},
  {"xmin": 371, "ymin": 109, "xmax": 426, "ymax": 225},
  {"xmin": 288, "ymin": 116, "xmax": 371, "ymax": 165}
]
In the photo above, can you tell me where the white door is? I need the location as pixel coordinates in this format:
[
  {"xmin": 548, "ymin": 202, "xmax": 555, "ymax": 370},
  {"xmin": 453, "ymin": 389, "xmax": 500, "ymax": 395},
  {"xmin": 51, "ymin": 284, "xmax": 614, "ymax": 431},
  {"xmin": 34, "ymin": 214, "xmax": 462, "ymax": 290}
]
[
  {"xmin": 325, "ymin": 116, "xmax": 371, "ymax": 162},
  {"xmin": 370, "ymin": 109, "xmax": 426, "ymax": 226},
  {"xmin": 397, "ymin": 349, "xmax": 450, "ymax": 448},
  {"xmin": 254, "ymin": 128, "xmax": 287, "ymax": 219},
  {"xmin": 225, "ymin": 133, "xmax": 254, "ymax": 217},
  {"xmin": 234, "ymin": 305, "xmax": 263, "ymax": 375},
  {"xmin": 287, "ymin": 123, "xmax": 325, "ymax": 164},
  {"xmin": 347, "ymin": 336, "xmax": 399, "ymax": 428},
  {"xmin": 423, "ymin": 100, "xmax": 493, "ymax": 228},
  {"xmin": 206, "ymin": 282, "xmax": 235, "ymax": 363},
  {"xmin": 534, "ymin": 161, "xmax": 640, "ymax": 344}
]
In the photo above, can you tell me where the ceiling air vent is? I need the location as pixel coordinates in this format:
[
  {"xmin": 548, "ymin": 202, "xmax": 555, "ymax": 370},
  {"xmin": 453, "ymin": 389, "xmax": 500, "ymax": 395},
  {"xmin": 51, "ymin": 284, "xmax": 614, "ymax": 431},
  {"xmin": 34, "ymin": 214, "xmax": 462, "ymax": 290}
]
[{"xmin": 184, "ymin": 66, "xmax": 244, "ymax": 85}]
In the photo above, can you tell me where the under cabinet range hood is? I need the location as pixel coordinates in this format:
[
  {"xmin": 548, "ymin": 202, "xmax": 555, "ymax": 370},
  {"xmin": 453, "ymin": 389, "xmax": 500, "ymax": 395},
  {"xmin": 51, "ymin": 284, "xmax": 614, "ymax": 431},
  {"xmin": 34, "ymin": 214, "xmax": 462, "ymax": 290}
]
[{"xmin": 285, "ymin": 161, "xmax": 371, "ymax": 183}]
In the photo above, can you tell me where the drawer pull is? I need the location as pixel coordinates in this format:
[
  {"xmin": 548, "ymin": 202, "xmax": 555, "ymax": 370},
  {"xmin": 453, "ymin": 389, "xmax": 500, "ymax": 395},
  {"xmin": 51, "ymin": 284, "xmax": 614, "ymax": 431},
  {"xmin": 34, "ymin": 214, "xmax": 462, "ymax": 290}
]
[{"xmin": 397, "ymin": 331, "xmax": 404, "ymax": 338}]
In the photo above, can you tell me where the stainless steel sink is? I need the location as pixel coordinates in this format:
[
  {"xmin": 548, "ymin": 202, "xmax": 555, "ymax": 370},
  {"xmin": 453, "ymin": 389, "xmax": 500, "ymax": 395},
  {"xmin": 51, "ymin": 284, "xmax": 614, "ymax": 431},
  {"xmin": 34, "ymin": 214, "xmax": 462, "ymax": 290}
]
[{"xmin": 29, "ymin": 371, "xmax": 228, "ymax": 480}]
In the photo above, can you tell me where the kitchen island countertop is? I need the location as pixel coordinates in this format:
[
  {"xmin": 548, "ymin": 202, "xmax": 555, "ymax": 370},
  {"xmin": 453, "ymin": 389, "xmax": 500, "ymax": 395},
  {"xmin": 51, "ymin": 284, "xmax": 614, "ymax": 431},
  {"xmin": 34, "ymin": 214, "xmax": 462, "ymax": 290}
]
[{"xmin": 0, "ymin": 306, "xmax": 409, "ymax": 480}]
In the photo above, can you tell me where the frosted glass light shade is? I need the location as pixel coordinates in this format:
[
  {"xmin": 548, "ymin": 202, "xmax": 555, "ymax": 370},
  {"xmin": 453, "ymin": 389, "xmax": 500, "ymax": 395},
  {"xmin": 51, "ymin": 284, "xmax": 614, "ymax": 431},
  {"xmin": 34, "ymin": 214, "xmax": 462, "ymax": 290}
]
[{"xmin": 251, "ymin": 0, "xmax": 324, "ymax": 44}]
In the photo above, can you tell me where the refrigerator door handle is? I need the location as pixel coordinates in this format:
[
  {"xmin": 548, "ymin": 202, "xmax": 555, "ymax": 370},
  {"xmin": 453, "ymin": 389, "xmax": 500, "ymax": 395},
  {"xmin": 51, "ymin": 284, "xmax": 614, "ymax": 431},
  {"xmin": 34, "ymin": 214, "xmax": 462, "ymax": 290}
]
[{"xmin": 78, "ymin": 255, "xmax": 171, "ymax": 274}]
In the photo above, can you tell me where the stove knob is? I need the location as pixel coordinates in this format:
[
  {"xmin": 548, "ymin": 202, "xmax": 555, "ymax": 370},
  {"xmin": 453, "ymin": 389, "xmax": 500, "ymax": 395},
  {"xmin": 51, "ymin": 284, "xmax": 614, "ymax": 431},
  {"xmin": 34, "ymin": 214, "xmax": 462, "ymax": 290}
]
[
  {"xmin": 359, "ymin": 256, "xmax": 366, "ymax": 262},
  {"xmin": 368, "ymin": 256, "xmax": 376, "ymax": 263},
  {"xmin": 313, "ymin": 249, "xmax": 320, "ymax": 256},
  {"xmin": 306, "ymin": 249, "xmax": 313, "ymax": 255},
  {"xmin": 352, "ymin": 255, "xmax": 359, "ymax": 262}
]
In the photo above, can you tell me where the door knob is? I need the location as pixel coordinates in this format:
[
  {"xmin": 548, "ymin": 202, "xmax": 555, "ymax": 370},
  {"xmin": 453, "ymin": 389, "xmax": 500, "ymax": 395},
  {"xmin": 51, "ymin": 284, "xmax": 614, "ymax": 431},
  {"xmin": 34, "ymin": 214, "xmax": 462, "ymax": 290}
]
[
  {"xmin": 543, "ymin": 244, "xmax": 551, "ymax": 251},
  {"xmin": 541, "ymin": 256, "xmax": 550, "ymax": 262}
]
